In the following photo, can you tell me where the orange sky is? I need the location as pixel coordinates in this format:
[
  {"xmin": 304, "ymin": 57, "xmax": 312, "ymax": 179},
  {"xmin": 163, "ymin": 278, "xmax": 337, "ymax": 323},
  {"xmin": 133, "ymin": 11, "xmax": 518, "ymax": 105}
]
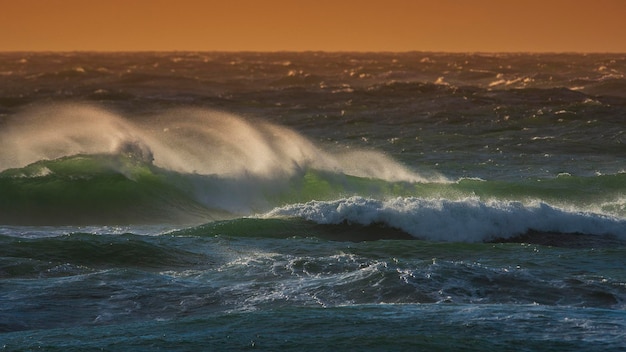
[{"xmin": 1, "ymin": 0, "xmax": 625, "ymax": 52}]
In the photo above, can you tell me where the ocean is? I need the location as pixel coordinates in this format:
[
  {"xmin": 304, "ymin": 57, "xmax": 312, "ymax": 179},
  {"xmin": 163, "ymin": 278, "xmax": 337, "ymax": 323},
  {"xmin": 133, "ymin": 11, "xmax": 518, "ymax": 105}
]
[{"xmin": 0, "ymin": 52, "xmax": 625, "ymax": 351}]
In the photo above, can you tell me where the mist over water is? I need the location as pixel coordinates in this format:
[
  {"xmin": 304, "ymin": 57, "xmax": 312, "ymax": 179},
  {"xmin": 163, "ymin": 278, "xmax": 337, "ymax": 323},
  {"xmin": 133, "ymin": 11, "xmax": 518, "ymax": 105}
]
[
  {"xmin": 0, "ymin": 103, "xmax": 435, "ymax": 183},
  {"xmin": 0, "ymin": 103, "xmax": 449, "ymax": 223}
]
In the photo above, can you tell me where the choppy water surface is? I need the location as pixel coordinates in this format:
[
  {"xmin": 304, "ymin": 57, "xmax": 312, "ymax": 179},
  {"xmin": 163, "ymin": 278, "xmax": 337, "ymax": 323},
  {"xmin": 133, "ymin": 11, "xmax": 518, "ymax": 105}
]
[{"xmin": 1, "ymin": 52, "xmax": 625, "ymax": 351}]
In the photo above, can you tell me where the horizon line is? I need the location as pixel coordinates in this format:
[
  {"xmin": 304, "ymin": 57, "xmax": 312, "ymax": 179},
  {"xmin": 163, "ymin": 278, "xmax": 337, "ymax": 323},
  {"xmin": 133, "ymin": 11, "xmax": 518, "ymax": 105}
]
[{"xmin": 1, "ymin": 49, "xmax": 626, "ymax": 55}]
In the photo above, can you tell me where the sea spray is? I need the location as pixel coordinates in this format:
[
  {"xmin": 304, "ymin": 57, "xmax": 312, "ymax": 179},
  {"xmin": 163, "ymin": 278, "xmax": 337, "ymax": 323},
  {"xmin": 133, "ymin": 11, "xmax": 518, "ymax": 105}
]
[
  {"xmin": 0, "ymin": 104, "xmax": 152, "ymax": 171},
  {"xmin": 0, "ymin": 103, "xmax": 446, "ymax": 224},
  {"xmin": 0, "ymin": 104, "xmax": 441, "ymax": 183}
]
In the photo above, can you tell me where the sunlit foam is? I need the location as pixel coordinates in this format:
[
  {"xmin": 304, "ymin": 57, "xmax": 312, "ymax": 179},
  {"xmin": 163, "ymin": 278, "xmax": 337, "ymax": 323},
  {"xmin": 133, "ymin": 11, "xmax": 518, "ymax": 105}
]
[{"xmin": 0, "ymin": 103, "xmax": 446, "ymax": 184}]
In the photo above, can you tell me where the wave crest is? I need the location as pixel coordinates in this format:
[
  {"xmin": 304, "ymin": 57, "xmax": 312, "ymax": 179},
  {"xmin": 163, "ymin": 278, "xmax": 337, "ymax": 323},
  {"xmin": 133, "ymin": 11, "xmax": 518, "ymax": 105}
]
[
  {"xmin": 264, "ymin": 196, "xmax": 626, "ymax": 242},
  {"xmin": 0, "ymin": 103, "xmax": 442, "ymax": 184}
]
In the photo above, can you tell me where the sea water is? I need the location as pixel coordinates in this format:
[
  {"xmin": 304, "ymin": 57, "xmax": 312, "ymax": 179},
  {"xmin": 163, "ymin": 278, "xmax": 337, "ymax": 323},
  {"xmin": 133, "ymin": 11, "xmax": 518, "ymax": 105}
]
[{"xmin": 1, "ymin": 52, "xmax": 625, "ymax": 351}]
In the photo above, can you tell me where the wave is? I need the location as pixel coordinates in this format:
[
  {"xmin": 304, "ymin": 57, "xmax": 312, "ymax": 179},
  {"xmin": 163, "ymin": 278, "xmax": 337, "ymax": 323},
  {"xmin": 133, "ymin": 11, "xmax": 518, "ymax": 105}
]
[
  {"xmin": 0, "ymin": 233, "xmax": 204, "ymax": 278},
  {"xmin": 264, "ymin": 197, "xmax": 626, "ymax": 243},
  {"xmin": 2, "ymin": 154, "xmax": 626, "ymax": 228},
  {"xmin": 0, "ymin": 104, "xmax": 436, "ymax": 182},
  {"xmin": 0, "ymin": 153, "xmax": 219, "ymax": 225},
  {"xmin": 4, "ymin": 149, "xmax": 625, "ymax": 227},
  {"xmin": 0, "ymin": 153, "xmax": 443, "ymax": 225},
  {"xmin": 2, "ymin": 104, "xmax": 625, "ymax": 232},
  {"xmin": 0, "ymin": 103, "xmax": 445, "ymax": 225}
]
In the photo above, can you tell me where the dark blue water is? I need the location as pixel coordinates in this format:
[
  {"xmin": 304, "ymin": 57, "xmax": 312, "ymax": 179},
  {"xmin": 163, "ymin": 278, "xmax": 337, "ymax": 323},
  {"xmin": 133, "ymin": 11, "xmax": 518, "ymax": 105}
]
[{"xmin": 1, "ymin": 52, "xmax": 625, "ymax": 351}]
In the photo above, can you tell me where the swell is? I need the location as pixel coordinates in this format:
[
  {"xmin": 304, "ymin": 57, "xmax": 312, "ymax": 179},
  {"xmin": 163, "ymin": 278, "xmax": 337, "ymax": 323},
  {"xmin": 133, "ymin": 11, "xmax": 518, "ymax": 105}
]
[
  {"xmin": 454, "ymin": 174, "xmax": 626, "ymax": 214},
  {"xmin": 0, "ymin": 103, "xmax": 446, "ymax": 225},
  {"xmin": 0, "ymin": 233, "xmax": 205, "ymax": 278},
  {"xmin": 2, "ymin": 151, "xmax": 625, "ymax": 227},
  {"xmin": 0, "ymin": 153, "xmax": 432, "ymax": 226},
  {"xmin": 170, "ymin": 217, "xmax": 626, "ymax": 248},
  {"xmin": 173, "ymin": 218, "xmax": 414, "ymax": 242},
  {"xmin": 0, "ymin": 154, "xmax": 216, "ymax": 225},
  {"xmin": 2, "ymin": 103, "xmax": 624, "ymax": 227}
]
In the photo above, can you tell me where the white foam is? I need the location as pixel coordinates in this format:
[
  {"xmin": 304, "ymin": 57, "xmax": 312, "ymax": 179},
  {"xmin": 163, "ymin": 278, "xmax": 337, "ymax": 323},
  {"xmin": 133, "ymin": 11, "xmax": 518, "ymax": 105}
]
[{"xmin": 264, "ymin": 196, "xmax": 626, "ymax": 242}]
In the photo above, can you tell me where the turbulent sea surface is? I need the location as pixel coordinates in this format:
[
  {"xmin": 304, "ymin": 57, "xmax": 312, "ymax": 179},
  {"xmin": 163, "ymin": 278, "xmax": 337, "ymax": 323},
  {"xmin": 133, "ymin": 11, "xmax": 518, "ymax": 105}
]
[{"xmin": 1, "ymin": 52, "xmax": 625, "ymax": 351}]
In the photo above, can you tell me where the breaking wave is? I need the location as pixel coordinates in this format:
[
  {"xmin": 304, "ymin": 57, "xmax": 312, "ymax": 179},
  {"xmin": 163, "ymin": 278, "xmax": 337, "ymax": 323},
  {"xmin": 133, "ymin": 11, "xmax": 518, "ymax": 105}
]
[{"xmin": 264, "ymin": 197, "xmax": 626, "ymax": 242}]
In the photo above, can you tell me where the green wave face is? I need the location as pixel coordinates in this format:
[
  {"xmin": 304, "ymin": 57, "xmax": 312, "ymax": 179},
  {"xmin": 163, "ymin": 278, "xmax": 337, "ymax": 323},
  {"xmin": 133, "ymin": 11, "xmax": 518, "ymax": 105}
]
[
  {"xmin": 0, "ymin": 154, "xmax": 213, "ymax": 225},
  {"xmin": 282, "ymin": 170, "xmax": 626, "ymax": 218},
  {"xmin": 1, "ymin": 153, "xmax": 625, "ymax": 226}
]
